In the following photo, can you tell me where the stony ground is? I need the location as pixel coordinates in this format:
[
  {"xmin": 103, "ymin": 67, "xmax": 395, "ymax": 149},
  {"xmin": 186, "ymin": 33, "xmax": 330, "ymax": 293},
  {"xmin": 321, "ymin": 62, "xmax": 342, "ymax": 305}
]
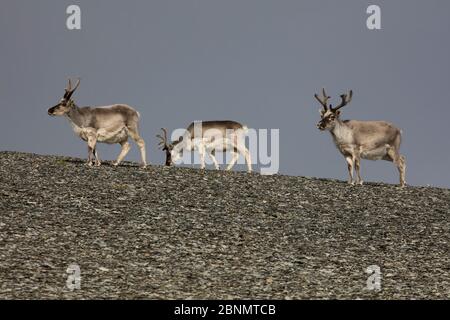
[{"xmin": 0, "ymin": 151, "xmax": 449, "ymax": 299}]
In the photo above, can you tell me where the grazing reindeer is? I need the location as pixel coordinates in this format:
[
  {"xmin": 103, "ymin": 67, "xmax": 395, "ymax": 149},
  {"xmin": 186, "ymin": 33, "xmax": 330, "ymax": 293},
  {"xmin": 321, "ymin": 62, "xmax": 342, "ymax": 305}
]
[
  {"xmin": 48, "ymin": 79, "xmax": 147, "ymax": 167},
  {"xmin": 315, "ymin": 88, "xmax": 406, "ymax": 186},
  {"xmin": 157, "ymin": 121, "xmax": 252, "ymax": 172}
]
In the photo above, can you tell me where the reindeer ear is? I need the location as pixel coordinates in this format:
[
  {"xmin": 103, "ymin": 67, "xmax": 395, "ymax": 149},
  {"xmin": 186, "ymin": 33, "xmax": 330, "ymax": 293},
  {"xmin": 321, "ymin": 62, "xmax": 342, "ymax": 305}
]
[
  {"xmin": 335, "ymin": 110, "xmax": 341, "ymax": 116},
  {"xmin": 319, "ymin": 108, "xmax": 325, "ymax": 116}
]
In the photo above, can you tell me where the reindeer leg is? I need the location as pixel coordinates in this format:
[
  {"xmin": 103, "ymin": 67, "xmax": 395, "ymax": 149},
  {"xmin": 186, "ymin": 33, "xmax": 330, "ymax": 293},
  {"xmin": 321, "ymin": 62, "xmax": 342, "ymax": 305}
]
[
  {"xmin": 387, "ymin": 147, "xmax": 406, "ymax": 187},
  {"xmin": 398, "ymin": 155, "xmax": 407, "ymax": 187},
  {"xmin": 93, "ymin": 148, "xmax": 101, "ymax": 166},
  {"xmin": 345, "ymin": 156, "xmax": 355, "ymax": 185},
  {"xmin": 86, "ymin": 145, "xmax": 93, "ymax": 166},
  {"xmin": 226, "ymin": 149, "xmax": 240, "ymax": 171},
  {"xmin": 86, "ymin": 135, "xmax": 97, "ymax": 167},
  {"xmin": 198, "ymin": 144, "xmax": 206, "ymax": 170},
  {"xmin": 242, "ymin": 146, "xmax": 252, "ymax": 173},
  {"xmin": 113, "ymin": 141, "xmax": 131, "ymax": 167},
  {"xmin": 128, "ymin": 125, "xmax": 147, "ymax": 168},
  {"xmin": 355, "ymin": 157, "xmax": 363, "ymax": 185},
  {"xmin": 235, "ymin": 134, "xmax": 252, "ymax": 173},
  {"xmin": 208, "ymin": 149, "xmax": 220, "ymax": 170}
]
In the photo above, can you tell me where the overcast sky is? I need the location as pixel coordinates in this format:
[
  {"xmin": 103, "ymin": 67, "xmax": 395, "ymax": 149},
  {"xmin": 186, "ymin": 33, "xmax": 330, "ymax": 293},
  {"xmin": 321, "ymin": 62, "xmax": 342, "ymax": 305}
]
[{"xmin": 1, "ymin": 0, "xmax": 449, "ymax": 187}]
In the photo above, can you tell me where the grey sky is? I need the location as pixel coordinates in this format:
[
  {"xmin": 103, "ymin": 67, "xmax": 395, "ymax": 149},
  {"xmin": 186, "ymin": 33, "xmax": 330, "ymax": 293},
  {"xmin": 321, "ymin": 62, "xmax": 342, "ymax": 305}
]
[{"xmin": 1, "ymin": 0, "xmax": 449, "ymax": 187}]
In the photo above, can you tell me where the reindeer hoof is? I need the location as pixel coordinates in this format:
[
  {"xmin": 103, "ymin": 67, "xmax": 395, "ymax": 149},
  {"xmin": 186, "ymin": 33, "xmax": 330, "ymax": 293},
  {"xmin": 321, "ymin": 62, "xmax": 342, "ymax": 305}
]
[
  {"xmin": 112, "ymin": 162, "xmax": 119, "ymax": 167},
  {"xmin": 358, "ymin": 181, "xmax": 364, "ymax": 185}
]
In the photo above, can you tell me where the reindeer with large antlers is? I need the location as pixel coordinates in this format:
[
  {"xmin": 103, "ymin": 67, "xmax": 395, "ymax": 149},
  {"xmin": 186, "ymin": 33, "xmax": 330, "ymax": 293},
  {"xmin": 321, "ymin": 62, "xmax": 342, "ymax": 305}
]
[
  {"xmin": 48, "ymin": 79, "xmax": 147, "ymax": 167},
  {"xmin": 157, "ymin": 121, "xmax": 252, "ymax": 172},
  {"xmin": 315, "ymin": 88, "xmax": 406, "ymax": 186}
]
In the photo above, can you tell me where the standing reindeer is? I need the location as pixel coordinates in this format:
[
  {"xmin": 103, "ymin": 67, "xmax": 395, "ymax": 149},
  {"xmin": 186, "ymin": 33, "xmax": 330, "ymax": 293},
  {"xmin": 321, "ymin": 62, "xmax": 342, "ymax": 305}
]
[
  {"xmin": 314, "ymin": 88, "xmax": 406, "ymax": 186},
  {"xmin": 47, "ymin": 79, "xmax": 147, "ymax": 167},
  {"xmin": 157, "ymin": 121, "xmax": 252, "ymax": 172}
]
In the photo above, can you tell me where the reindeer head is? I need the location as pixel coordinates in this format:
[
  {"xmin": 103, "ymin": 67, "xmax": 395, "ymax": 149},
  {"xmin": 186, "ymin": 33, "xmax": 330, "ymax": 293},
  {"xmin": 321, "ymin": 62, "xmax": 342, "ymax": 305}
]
[
  {"xmin": 48, "ymin": 78, "xmax": 80, "ymax": 116},
  {"xmin": 157, "ymin": 128, "xmax": 184, "ymax": 166},
  {"xmin": 315, "ymin": 88, "xmax": 353, "ymax": 131}
]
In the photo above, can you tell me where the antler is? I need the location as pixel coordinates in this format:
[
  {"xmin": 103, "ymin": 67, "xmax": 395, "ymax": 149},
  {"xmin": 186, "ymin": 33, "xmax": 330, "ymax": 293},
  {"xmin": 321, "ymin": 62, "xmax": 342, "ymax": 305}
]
[
  {"xmin": 157, "ymin": 128, "xmax": 170, "ymax": 151},
  {"xmin": 157, "ymin": 128, "xmax": 173, "ymax": 166},
  {"xmin": 314, "ymin": 88, "xmax": 331, "ymax": 111},
  {"xmin": 64, "ymin": 79, "xmax": 72, "ymax": 97},
  {"xmin": 331, "ymin": 90, "xmax": 353, "ymax": 112},
  {"xmin": 64, "ymin": 78, "xmax": 80, "ymax": 100}
]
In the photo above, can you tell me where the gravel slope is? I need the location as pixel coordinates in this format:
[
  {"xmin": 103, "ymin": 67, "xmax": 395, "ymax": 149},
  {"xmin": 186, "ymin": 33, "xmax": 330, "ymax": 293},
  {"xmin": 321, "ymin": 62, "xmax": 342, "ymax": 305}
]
[{"xmin": 0, "ymin": 151, "xmax": 449, "ymax": 299}]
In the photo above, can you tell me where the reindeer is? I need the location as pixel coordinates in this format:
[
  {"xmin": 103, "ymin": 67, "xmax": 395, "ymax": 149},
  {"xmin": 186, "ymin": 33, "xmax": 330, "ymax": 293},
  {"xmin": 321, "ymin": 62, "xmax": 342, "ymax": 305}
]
[
  {"xmin": 314, "ymin": 88, "xmax": 406, "ymax": 186},
  {"xmin": 157, "ymin": 121, "xmax": 252, "ymax": 172},
  {"xmin": 47, "ymin": 79, "xmax": 147, "ymax": 167}
]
